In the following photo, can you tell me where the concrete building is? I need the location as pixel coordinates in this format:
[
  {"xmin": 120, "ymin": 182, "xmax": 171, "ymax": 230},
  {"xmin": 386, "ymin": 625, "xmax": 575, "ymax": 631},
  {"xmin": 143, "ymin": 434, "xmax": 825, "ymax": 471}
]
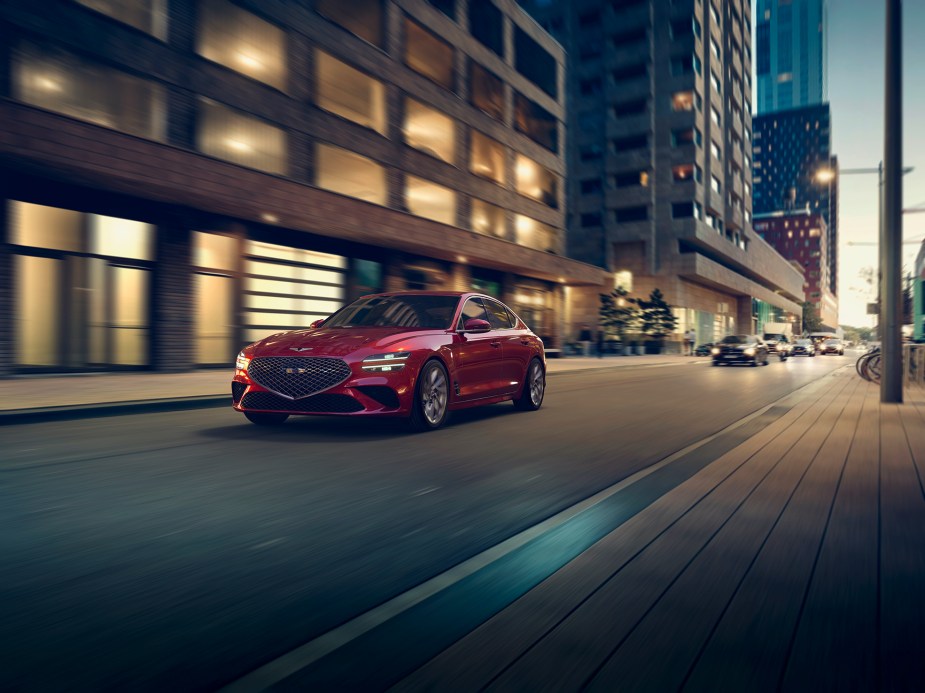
[
  {"xmin": 0, "ymin": 0, "xmax": 608, "ymax": 375},
  {"xmin": 518, "ymin": 0, "xmax": 804, "ymax": 344},
  {"xmin": 752, "ymin": 104, "xmax": 838, "ymax": 297},
  {"xmin": 754, "ymin": 210, "xmax": 838, "ymax": 330},
  {"xmin": 755, "ymin": 0, "xmax": 827, "ymax": 113},
  {"xmin": 915, "ymin": 241, "xmax": 925, "ymax": 342}
]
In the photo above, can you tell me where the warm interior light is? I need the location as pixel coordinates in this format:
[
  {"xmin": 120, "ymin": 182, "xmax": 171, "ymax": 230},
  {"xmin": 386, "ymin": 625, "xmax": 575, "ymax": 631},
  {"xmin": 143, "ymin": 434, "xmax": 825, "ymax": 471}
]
[
  {"xmin": 236, "ymin": 52, "xmax": 263, "ymax": 70},
  {"xmin": 35, "ymin": 75, "xmax": 62, "ymax": 92},
  {"xmin": 260, "ymin": 213, "xmax": 279, "ymax": 223},
  {"xmin": 815, "ymin": 169, "xmax": 836, "ymax": 183},
  {"xmin": 226, "ymin": 138, "xmax": 252, "ymax": 153},
  {"xmin": 516, "ymin": 157, "xmax": 536, "ymax": 182}
]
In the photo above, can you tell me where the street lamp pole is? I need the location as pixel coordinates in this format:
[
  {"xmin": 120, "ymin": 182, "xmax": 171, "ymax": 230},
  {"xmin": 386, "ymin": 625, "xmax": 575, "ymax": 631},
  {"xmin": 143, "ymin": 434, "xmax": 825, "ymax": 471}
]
[{"xmin": 882, "ymin": 0, "xmax": 903, "ymax": 402}]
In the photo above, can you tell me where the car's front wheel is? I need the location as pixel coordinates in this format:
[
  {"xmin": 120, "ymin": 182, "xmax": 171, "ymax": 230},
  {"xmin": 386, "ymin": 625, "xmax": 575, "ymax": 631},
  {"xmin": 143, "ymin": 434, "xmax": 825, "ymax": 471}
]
[
  {"xmin": 244, "ymin": 411, "xmax": 289, "ymax": 425},
  {"xmin": 410, "ymin": 359, "xmax": 450, "ymax": 431},
  {"xmin": 514, "ymin": 358, "xmax": 545, "ymax": 411}
]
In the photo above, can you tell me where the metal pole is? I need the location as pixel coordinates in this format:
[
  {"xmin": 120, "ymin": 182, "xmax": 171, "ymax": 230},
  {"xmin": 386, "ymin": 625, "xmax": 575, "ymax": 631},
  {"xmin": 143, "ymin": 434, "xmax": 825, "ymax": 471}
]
[{"xmin": 882, "ymin": 0, "xmax": 903, "ymax": 402}]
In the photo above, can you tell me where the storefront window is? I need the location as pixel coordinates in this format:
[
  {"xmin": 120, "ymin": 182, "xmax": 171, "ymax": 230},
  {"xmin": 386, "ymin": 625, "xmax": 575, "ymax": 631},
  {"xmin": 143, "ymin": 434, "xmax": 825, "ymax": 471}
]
[{"xmin": 90, "ymin": 215, "xmax": 153, "ymax": 260}]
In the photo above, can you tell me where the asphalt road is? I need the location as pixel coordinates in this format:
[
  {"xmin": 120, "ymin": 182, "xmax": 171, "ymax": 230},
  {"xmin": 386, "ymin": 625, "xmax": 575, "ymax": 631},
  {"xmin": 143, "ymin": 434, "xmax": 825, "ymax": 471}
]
[{"xmin": 1, "ymin": 355, "xmax": 849, "ymax": 690}]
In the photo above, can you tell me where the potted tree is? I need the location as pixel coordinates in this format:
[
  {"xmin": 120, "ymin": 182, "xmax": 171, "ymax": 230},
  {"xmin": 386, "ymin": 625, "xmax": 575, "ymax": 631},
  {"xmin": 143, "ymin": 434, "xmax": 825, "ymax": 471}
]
[
  {"xmin": 599, "ymin": 286, "xmax": 639, "ymax": 355},
  {"xmin": 633, "ymin": 288, "xmax": 678, "ymax": 354}
]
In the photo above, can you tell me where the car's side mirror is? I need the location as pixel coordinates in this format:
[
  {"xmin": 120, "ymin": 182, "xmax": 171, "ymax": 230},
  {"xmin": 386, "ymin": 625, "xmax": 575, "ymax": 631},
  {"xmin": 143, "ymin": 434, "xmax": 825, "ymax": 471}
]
[
  {"xmin": 462, "ymin": 318, "xmax": 491, "ymax": 333},
  {"xmin": 309, "ymin": 319, "xmax": 326, "ymax": 329}
]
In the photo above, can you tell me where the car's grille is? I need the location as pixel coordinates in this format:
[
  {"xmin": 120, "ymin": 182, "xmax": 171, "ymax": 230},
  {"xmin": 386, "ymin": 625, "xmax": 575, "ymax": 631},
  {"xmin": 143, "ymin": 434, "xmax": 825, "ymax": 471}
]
[
  {"xmin": 248, "ymin": 357, "xmax": 352, "ymax": 399},
  {"xmin": 240, "ymin": 391, "xmax": 363, "ymax": 413},
  {"xmin": 231, "ymin": 381, "xmax": 247, "ymax": 404}
]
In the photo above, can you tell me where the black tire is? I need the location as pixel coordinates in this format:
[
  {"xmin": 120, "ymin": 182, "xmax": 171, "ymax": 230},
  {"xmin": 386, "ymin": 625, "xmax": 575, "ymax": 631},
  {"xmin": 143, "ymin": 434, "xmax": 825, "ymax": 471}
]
[
  {"xmin": 514, "ymin": 358, "xmax": 545, "ymax": 411},
  {"xmin": 409, "ymin": 359, "xmax": 450, "ymax": 431},
  {"xmin": 244, "ymin": 411, "xmax": 289, "ymax": 425}
]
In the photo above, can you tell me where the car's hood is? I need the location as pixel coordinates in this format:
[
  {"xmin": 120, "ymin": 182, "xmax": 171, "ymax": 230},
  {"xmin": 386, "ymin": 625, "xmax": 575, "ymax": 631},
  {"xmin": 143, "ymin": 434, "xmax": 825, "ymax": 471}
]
[{"xmin": 251, "ymin": 327, "xmax": 440, "ymax": 357}]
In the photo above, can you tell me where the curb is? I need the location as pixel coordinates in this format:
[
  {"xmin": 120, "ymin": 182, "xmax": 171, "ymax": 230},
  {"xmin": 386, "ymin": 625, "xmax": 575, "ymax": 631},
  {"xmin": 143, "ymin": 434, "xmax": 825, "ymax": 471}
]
[{"xmin": 0, "ymin": 395, "xmax": 229, "ymax": 426}]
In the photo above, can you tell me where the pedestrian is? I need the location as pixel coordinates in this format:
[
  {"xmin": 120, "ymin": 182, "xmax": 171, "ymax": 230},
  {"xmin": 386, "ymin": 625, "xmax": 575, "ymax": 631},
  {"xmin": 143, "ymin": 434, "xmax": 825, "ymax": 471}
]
[
  {"xmin": 579, "ymin": 324, "xmax": 593, "ymax": 357},
  {"xmin": 685, "ymin": 329, "xmax": 696, "ymax": 356}
]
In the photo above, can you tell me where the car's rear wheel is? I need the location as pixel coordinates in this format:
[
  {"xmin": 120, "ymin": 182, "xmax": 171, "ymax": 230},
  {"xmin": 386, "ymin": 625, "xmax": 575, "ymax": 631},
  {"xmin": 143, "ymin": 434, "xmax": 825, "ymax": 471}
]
[
  {"xmin": 244, "ymin": 411, "xmax": 289, "ymax": 425},
  {"xmin": 410, "ymin": 359, "xmax": 449, "ymax": 431},
  {"xmin": 514, "ymin": 358, "xmax": 545, "ymax": 411}
]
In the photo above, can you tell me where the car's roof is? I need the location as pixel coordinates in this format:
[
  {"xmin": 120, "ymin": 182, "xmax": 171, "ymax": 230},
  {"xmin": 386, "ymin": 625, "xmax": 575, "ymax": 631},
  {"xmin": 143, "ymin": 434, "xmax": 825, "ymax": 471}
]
[{"xmin": 366, "ymin": 290, "xmax": 505, "ymax": 301}]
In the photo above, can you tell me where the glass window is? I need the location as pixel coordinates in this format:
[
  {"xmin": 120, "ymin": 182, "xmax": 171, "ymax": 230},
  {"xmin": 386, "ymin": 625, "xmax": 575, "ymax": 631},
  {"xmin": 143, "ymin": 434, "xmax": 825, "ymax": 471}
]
[
  {"xmin": 515, "ymin": 154, "xmax": 558, "ymax": 208},
  {"xmin": 197, "ymin": 98, "xmax": 287, "ymax": 175},
  {"xmin": 403, "ymin": 98, "xmax": 454, "ymax": 163},
  {"xmin": 514, "ymin": 93, "xmax": 558, "ymax": 153},
  {"xmin": 470, "ymin": 62, "xmax": 504, "ymax": 120},
  {"xmin": 514, "ymin": 215, "xmax": 558, "ymax": 253},
  {"xmin": 316, "ymin": 143, "xmax": 387, "ymax": 205},
  {"xmin": 514, "ymin": 27, "xmax": 557, "ymax": 99},
  {"xmin": 197, "ymin": 0, "xmax": 286, "ymax": 90},
  {"xmin": 196, "ymin": 273, "xmax": 234, "ymax": 364},
  {"xmin": 458, "ymin": 297, "xmax": 489, "ymax": 329},
  {"xmin": 470, "ymin": 131, "xmax": 505, "ymax": 184},
  {"xmin": 615, "ymin": 206, "xmax": 648, "ymax": 223},
  {"xmin": 89, "ymin": 215, "xmax": 153, "ymax": 260},
  {"xmin": 405, "ymin": 176, "xmax": 456, "ymax": 225},
  {"xmin": 483, "ymin": 298, "xmax": 515, "ymax": 329},
  {"xmin": 671, "ymin": 90, "xmax": 694, "ymax": 111},
  {"xmin": 316, "ymin": 51, "xmax": 386, "ymax": 135},
  {"xmin": 469, "ymin": 0, "xmax": 504, "ymax": 56},
  {"xmin": 14, "ymin": 42, "xmax": 166, "ymax": 140},
  {"xmin": 325, "ymin": 294, "xmax": 457, "ymax": 329},
  {"xmin": 428, "ymin": 0, "xmax": 456, "ymax": 19},
  {"xmin": 672, "ymin": 164, "xmax": 694, "ymax": 182},
  {"xmin": 10, "ymin": 201, "xmax": 82, "ymax": 251},
  {"xmin": 194, "ymin": 232, "xmax": 237, "ymax": 271},
  {"xmin": 316, "ymin": 0, "xmax": 382, "ymax": 47},
  {"xmin": 405, "ymin": 19, "xmax": 454, "ymax": 90},
  {"xmin": 15, "ymin": 255, "xmax": 61, "ymax": 367},
  {"xmin": 76, "ymin": 0, "xmax": 167, "ymax": 39},
  {"xmin": 471, "ymin": 198, "xmax": 506, "ymax": 237}
]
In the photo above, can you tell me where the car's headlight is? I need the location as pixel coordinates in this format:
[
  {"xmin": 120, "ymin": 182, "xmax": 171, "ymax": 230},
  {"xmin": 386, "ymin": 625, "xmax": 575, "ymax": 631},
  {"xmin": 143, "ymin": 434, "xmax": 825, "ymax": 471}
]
[
  {"xmin": 711, "ymin": 347, "xmax": 720, "ymax": 355},
  {"xmin": 235, "ymin": 351, "xmax": 250, "ymax": 371},
  {"xmin": 361, "ymin": 352, "xmax": 410, "ymax": 372},
  {"xmin": 744, "ymin": 347, "xmax": 756, "ymax": 356}
]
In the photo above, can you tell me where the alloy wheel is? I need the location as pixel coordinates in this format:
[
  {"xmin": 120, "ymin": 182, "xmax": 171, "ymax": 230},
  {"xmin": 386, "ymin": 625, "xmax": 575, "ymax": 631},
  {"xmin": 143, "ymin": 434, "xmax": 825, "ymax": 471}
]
[
  {"xmin": 529, "ymin": 361, "xmax": 545, "ymax": 407},
  {"xmin": 421, "ymin": 363, "xmax": 448, "ymax": 425}
]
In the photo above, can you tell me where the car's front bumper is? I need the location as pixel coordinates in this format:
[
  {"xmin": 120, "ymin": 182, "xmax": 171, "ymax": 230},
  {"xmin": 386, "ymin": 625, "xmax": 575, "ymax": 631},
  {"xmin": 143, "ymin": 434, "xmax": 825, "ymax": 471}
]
[{"xmin": 712, "ymin": 352, "xmax": 758, "ymax": 364}]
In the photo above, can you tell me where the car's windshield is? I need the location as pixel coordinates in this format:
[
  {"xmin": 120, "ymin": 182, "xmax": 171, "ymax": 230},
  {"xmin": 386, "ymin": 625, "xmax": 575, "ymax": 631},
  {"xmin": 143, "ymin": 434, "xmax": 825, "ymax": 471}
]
[
  {"xmin": 796, "ymin": 339, "xmax": 812, "ymax": 345},
  {"xmin": 828, "ymin": 339, "xmax": 841, "ymax": 345},
  {"xmin": 763, "ymin": 333, "xmax": 785, "ymax": 340},
  {"xmin": 323, "ymin": 295, "xmax": 459, "ymax": 329},
  {"xmin": 721, "ymin": 335, "xmax": 753, "ymax": 345}
]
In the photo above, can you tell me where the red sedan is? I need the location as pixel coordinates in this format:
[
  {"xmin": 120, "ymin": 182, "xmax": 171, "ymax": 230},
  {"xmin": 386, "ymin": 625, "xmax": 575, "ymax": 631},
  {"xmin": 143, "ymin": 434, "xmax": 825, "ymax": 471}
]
[{"xmin": 232, "ymin": 291, "xmax": 546, "ymax": 430}]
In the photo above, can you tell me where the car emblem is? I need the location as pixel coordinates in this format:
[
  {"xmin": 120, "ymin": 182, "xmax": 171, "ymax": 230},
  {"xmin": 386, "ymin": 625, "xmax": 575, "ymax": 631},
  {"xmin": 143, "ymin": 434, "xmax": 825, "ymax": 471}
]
[
  {"xmin": 289, "ymin": 347, "xmax": 313, "ymax": 352},
  {"xmin": 285, "ymin": 367, "xmax": 308, "ymax": 375}
]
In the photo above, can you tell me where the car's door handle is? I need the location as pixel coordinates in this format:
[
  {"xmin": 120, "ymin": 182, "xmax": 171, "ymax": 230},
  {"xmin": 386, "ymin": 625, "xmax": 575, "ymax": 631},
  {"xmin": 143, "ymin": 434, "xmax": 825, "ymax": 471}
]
[{"xmin": 490, "ymin": 341, "xmax": 501, "ymax": 348}]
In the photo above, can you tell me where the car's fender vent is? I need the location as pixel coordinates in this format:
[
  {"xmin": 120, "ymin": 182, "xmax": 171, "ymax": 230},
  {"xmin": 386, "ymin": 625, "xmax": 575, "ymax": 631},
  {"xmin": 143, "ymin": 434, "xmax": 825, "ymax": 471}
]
[
  {"xmin": 355, "ymin": 386, "xmax": 400, "ymax": 409},
  {"xmin": 241, "ymin": 391, "xmax": 363, "ymax": 413},
  {"xmin": 232, "ymin": 382, "xmax": 247, "ymax": 404}
]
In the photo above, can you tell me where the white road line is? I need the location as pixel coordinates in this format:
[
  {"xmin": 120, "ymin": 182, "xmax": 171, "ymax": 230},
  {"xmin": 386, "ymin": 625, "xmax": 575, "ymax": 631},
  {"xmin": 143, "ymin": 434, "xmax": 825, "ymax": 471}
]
[{"xmin": 222, "ymin": 373, "xmax": 839, "ymax": 692}]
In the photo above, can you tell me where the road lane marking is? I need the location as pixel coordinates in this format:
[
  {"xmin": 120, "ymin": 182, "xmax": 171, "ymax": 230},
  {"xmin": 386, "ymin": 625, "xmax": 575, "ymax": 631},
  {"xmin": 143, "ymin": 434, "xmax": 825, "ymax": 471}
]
[
  {"xmin": 221, "ymin": 372, "xmax": 841, "ymax": 693},
  {"xmin": 251, "ymin": 539, "xmax": 286, "ymax": 550},
  {"xmin": 411, "ymin": 487, "xmax": 439, "ymax": 497}
]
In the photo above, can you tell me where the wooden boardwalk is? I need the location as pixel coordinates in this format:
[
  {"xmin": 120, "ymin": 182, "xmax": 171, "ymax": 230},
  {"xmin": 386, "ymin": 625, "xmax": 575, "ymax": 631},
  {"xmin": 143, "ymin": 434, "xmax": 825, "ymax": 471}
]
[{"xmin": 393, "ymin": 371, "xmax": 925, "ymax": 692}]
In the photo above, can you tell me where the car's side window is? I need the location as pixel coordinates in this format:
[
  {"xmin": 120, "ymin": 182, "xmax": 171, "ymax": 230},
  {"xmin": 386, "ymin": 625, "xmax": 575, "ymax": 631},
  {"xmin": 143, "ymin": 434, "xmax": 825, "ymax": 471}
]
[
  {"xmin": 483, "ymin": 299, "xmax": 514, "ymax": 330},
  {"xmin": 458, "ymin": 298, "xmax": 489, "ymax": 330}
]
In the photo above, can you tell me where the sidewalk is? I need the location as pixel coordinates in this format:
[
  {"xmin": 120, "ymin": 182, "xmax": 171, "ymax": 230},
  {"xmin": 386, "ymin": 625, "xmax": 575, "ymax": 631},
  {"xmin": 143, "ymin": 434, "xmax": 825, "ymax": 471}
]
[{"xmin": 0, "ymin": 354, "xmax": 708, "ymax": 423}]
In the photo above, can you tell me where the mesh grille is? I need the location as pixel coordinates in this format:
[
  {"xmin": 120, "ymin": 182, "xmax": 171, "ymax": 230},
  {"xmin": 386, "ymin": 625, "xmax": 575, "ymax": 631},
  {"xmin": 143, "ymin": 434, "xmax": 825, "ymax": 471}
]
[
  {"xmin": 248, "ymin": 357, "xmax": 352, "ymax": 399},
  {"xmin": 241, "ymin": 391, "xmax": 363, "ymax": 413},
  {"xmin": 231, "ymin": 381, "xmax": 247, "ymax": 403}
]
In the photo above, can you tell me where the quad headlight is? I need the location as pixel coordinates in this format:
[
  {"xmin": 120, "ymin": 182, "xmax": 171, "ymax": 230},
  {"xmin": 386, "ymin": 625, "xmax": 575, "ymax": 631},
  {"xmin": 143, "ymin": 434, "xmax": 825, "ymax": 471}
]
[
  {"xmin": 711, "ymin": 347, "xmax": 720, "ymax": 355},
  {"xmin": 361, "ymin": 352, "xmax": 410, "ymax": 372},
  {"xmin": 235, "ymin": 351, "xmax": 251, "ymax": 371},
  {"xmin": 744, "ymin": 347, "xmax": 756, "ymax": 356}
]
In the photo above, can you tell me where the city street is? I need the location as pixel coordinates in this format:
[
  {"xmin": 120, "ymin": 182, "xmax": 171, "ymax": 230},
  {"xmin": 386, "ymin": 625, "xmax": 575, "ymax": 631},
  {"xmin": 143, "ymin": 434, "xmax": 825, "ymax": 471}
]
[{"xmin": 2, "ymin": 356, "xmax": 849, "ymax": 690}]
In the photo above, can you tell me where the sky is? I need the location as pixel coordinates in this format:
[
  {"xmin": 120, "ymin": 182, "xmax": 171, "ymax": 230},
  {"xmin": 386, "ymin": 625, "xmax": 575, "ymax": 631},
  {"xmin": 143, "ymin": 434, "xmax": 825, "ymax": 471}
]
[{"xmin": 753, "ymin": 0, "xmax": 925, "ymax": 327}]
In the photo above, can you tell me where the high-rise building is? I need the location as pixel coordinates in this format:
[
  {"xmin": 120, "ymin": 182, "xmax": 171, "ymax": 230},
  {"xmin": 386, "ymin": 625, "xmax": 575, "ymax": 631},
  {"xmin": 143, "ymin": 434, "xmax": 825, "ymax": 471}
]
[
  {"xmin": 755, "ymin": 0, "xmax": 827, "ymax": 113},
  {"xmin": 0, "ymin": 0, "xmax": 608, "ymax": 376},
  {"xmin": 753, "ymin": 210, "xmax": 838, "ymax": 330},
  {"xmin": 752, "ymin": 104, "xmax": 838, "ymax": 296},
  {"xmin": 519, "ymin": 0, "xmax": 804, "ymax": 342}
]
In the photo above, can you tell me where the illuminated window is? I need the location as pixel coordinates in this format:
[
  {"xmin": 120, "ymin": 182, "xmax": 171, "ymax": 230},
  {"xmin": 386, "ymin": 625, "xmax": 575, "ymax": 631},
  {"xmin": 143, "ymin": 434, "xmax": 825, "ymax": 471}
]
[
  {"xmin": 90, "ymin": 215, "xmax": 153, "ymax": 260},
  {"xmin": 197, "ymin": 98, "xmax": 287, "ymax": 175},
  {"xmin": 671, "ymin": 91, "xmax": 694, "ymax": 111},
  {"xmin": 711, "ymin": 175, "xmax": 721, "ymax": 193},
  {"xmin": 471, "ymin": 62, "xmax": 504, "ymax": 120},
  {"xmin": 193, "ymin": 232, "xmax": 237, "ymax": 271},
  {"xmin": 10, "ymin": 201, "xmax": 82, "ymax": 251},
  {"xmin": 470, "ymin": 131, "xmax": 506, "ymax": 185},
  {"xmin": 197, "ymin": 0, "xmax": 286, "ymax": 90},
  {"xmin": 14, "ymin": 42, "xmax": 166, "ymax": 140},
  {"xmin": 76, "ymin": 0, "xmax": 167, "ymax": 39},
  {"xmin": 514, "ymin": 93, "xmax": 558, "ymax": 153},
  {"xmin": 316, "ymin": 0, "xmax": 382, "ymax": 47},
  {"xmin": 515, "ymin": 154, "xmax": 558, "ymax": 209},
  {"xmin": 316, "ymin": 51, "xmax": 386, "ymax": 135},
  {"xmin": 405, "ymin": 176, "xmax": 456, "ymax": 226},
  {"xmin": 471, "ymin": 198, "xmax": 506, "ymax": 237},
  {"xmin": 405, "ymin": 19, "xmax": 454, "ymax": 90},
  {"xmin": 672, "ymin": 164, "xmax": 695, "ymax": 182},
  {"xmin": 403, "ymin": 98, "xmax": 455, "ymax": 163},
  {"xmin": 515, "ymin": 215, "xmax": 559, "ymax": 253},
  {"xmin": 711, "ymin": 106, "xmax": 721, "ymax": 125},
  {"xmin": 316, "ymin": 143, "xmax": 387, "ymax": 205}
]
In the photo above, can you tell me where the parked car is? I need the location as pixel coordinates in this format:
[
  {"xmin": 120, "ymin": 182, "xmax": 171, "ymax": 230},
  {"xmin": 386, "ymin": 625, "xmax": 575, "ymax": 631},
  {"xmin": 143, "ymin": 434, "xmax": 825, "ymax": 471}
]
[
  {"xmin": 232, "ymin": 292, "xmax": 545, "ymax": 431},
  {"xmin": 711, "ymin": 334, "xmax": 770, "ymax": 366},
  {"xmin": 695, "ymin": 343, "xmax": 714, "ymax": 357},
  {"xmin": 790, "ymin": 339, "xmax": 816, "ymax": 357},
  {"xmin": 820, "ymin": 338, "xmax": 845, "ymax": 355}
]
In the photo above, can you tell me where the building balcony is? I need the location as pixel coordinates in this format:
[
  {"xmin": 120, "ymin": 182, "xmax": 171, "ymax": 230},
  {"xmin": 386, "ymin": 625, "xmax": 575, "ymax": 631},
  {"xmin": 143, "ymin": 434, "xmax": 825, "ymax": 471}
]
[
  {"xmin": 609, "ymin": 78, "xmax": 654, "ymax": 103},
  {"xmin": 605, "ymin": 185, "xmax": 652, "ymax": 209},
  {"xmin": 606, "ymin": 149, "xmax": 653, "ymax": 172},
  {"xmin": 606, "ymin": 113, "xmax": 653, "ymax": 138}
]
